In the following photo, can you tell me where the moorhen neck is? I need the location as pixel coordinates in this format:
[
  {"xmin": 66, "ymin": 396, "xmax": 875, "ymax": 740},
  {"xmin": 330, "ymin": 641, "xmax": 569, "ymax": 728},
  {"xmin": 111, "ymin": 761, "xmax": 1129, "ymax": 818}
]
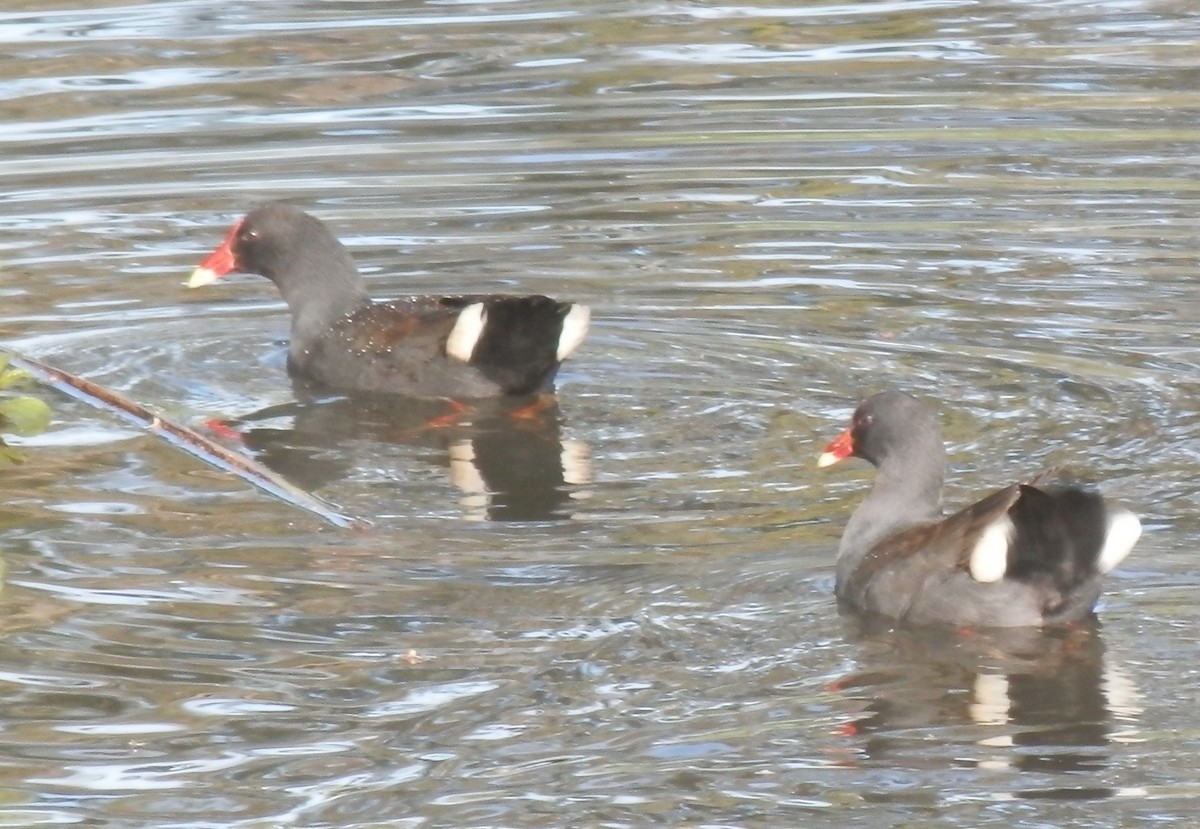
[
  {"xmin": 188, "ymin": 203, "xmax": 590, "ymax": 399},
  {"xmin": 818, "ymin": 391, "xmax": 1141, "ymax": 627}
]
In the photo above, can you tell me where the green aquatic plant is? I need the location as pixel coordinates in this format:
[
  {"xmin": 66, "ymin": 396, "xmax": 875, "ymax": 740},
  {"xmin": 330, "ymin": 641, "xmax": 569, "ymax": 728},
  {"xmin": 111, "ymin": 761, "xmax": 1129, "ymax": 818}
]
[{"xmin": 0, "ymin": 354, "xmax": 51, "ymax": 463}]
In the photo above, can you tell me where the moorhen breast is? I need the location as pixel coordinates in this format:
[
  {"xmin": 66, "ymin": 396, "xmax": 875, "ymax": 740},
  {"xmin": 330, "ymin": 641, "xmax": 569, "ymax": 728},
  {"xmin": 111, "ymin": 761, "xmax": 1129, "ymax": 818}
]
[
  {"xmin": 188, "ymin": 203, "xmax": 590, "ymax": 398},
  {"xmin": 818, "ymin": 391, "xmax": 1141, "ymax": 627}
]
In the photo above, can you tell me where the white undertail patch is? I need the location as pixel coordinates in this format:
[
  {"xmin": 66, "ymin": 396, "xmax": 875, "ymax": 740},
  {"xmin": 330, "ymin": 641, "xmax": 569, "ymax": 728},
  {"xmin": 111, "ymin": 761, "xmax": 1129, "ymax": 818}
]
[
  {"xmin": 1096, "ymin": 508, "xmax": 1141, "ymax": 573},
  {"xmin": 556, "ymin": 304, "xmax": 591, "ymax": 361},
  {"xmin": 969, "ymin": 515, "xmax": 1014, "ymax": 583},
  {"xmin": 445, "ymin": 302, "xmax": 488, "ymax": 363}
]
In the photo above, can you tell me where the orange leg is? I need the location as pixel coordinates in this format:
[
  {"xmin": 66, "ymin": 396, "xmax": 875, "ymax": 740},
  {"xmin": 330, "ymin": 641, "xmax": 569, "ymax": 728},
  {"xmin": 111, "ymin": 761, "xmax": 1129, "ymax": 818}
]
[
  {"xmin": 426, "ymin": 399, "xmax": 474, "ymax": 428},
  {"xmin": 507, "ymin": 392, "xmax": 557, "ymax": 421}
]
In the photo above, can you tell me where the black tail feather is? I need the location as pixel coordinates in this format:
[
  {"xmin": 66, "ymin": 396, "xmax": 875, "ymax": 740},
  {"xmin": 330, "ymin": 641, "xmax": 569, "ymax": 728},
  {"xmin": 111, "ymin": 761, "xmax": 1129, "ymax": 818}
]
[
  {"xmin": 1007, "ymin": 485, "xmax": 1108, "ymax": 594},
  {"xmin": 472, "ymin": 296, "xmax": 574, "ymax": 394}
]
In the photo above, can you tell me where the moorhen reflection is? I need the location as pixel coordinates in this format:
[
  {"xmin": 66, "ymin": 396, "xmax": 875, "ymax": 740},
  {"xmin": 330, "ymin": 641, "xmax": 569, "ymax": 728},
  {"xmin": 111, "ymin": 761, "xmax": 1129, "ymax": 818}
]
[
  {"xmin": 831, "ymin": 617, "xmax": 1139, "ymax": 789},
  {"xmin": 219, "ymin": 393, "xmax": 590, "ymax": 521}
]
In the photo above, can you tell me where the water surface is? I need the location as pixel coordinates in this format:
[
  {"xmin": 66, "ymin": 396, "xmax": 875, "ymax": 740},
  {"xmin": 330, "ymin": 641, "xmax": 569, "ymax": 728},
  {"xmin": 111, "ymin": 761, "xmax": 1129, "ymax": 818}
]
[{"xmin": 0, "ymin": 0, "xmax": 1197, "ymax": 826}]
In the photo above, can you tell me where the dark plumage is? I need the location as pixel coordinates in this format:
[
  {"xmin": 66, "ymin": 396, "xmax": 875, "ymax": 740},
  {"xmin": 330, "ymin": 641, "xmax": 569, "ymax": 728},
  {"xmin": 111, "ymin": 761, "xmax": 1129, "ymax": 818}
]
[
  {"xmin": 818, "ymin": 391, "xmax": 1141, "ymax": 627},
  {"xmin": 188, "ymin": 203, "xmax": 590, "ymax": 398}
]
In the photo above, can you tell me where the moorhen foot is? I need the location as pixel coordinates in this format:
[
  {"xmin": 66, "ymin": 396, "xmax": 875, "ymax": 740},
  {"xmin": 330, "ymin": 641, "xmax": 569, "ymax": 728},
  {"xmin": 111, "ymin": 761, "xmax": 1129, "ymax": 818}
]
[
  {"xmin": 188, "ymin": 203, "xmax": 590, "ymax": 399},
  {"xmin": 818, "ymin": 391, "xmax": 1141, "ymax": 627}
]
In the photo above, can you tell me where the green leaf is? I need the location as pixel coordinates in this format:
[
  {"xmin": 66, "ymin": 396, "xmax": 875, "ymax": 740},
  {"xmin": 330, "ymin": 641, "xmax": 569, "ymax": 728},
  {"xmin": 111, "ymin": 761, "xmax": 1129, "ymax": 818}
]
[
  {"xmin": 0, "ymin": 396, "xmax": 51, "ymax": 436},
  {"xmin": 0, "ymin": 365, "xmax": 31, "ymax": 391}
]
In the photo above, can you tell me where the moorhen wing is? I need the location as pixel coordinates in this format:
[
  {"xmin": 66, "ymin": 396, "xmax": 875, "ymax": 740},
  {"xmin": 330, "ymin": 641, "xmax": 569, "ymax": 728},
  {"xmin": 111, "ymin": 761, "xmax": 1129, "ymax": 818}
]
[
  {"xmin": 188, "ymin": 203, "xmax": 590, "ymax": 399},
  {"xmin": 818, "ymin": 391, "xmax": 1141, "ymax": 627}
]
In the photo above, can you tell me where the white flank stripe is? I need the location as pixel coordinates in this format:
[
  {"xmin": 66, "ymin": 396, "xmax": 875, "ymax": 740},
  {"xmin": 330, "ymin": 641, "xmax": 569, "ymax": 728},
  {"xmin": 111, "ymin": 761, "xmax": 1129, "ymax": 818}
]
[
  {"xmin": 445, "ymin": 302, "xmax": 488, "ymax": 362},
  {"xmin": 556, "ymin": 304, "xmax": 591, "ymax": 361},
  {"xmin": 1096, "ymin": 508, "xmax": 1141, "ymax": 573},
  {"xmin": 969, "ymin": 515, "xmax": 1013, "ymax": 583}
]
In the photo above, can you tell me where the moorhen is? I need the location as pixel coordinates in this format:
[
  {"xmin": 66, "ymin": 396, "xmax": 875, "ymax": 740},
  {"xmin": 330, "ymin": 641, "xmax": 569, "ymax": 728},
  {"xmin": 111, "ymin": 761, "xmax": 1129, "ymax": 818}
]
[
  {"xmin": 188, "ymin": 203, "xmax": 590, "ymax": 398},
  {"xmin": 818, "ymin": 391, "xmax": 1141, "ymax": 627}
]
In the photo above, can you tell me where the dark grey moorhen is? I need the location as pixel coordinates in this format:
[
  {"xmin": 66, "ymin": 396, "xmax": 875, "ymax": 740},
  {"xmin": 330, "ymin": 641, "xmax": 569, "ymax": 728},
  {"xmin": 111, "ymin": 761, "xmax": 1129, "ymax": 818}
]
[
  {"xmin": 188, "ymin": 204, "xmax": 590, "ymax": 398},
  {"xmin": 818, "ymin": 391, "xmax": 1141, "ymax": 627}
]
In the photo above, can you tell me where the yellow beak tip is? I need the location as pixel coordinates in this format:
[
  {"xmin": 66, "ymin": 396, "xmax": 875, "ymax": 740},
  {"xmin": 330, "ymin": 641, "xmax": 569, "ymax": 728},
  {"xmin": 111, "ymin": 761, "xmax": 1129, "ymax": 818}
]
[{"xmin": 187, "ymin": 267, "xmax": 218, "ymax": 289}]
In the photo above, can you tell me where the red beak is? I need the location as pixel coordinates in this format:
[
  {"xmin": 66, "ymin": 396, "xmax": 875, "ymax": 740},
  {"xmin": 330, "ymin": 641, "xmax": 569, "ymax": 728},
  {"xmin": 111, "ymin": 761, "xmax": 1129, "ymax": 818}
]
[
  {"xmin": 817, "ymin": 428, "xmax": 855, "ymax": 468},
  {"xmin": 187, "ymin": 221, "xmax": 241, "ymax": 288}
]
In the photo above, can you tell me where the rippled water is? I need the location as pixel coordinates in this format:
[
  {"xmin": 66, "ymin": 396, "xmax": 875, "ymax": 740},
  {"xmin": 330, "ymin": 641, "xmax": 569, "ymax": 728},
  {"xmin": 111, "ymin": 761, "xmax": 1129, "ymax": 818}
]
[{"xmin": 1, "ymin": 0, "xmax": 1198, "ymax": 825}]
